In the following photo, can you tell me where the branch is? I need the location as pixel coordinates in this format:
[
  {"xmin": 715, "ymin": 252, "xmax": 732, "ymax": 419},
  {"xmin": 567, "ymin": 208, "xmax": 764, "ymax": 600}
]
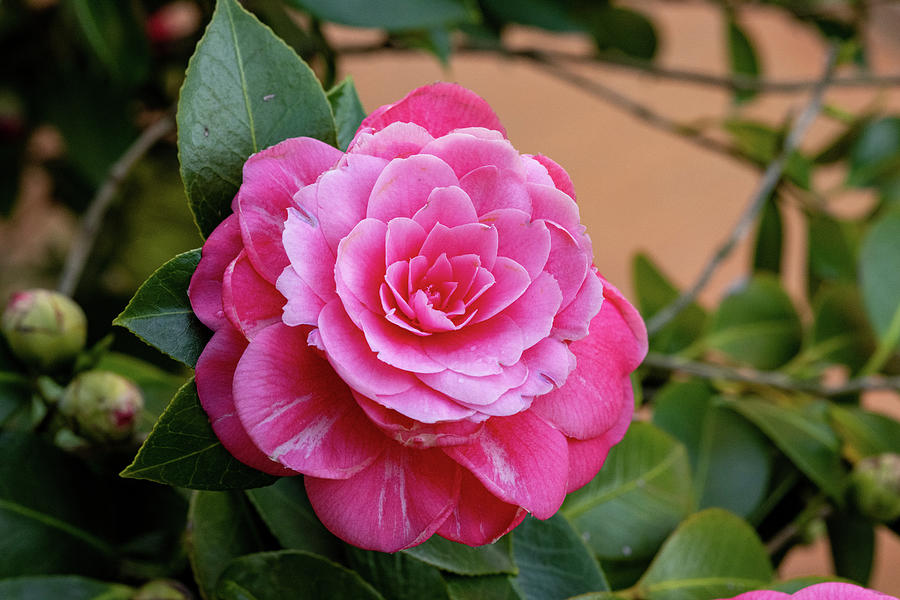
[
  {"xmin": 57, "ymin": 113, "xmax": 175, "ymax": 297},
  {"xmin": 643, "ymin": 352, "xmax": 900, "ymax": 397},
  {"xmin": 645, "ymin": 45, "xmax": 839, "ymax": 336}
]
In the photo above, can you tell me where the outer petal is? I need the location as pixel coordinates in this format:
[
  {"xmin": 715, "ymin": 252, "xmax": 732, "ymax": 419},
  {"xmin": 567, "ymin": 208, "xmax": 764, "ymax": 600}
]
[
  {"xmin": 276, "ymin": 266, "xmax": 325, "ymax": 327},
  {"xmin": 437, "ymin": 470, "xmax": 527, "ymax": 546},
  {"xmin": 417, "ymin": 360, "xmax": 529, "ymax": 407},
  {"xmin": 221, "ymin": 250, "xmax": 283, "ymax": 339},
  {"xmin": 305, "ymin": 445, "xmax": 462, "ymax": 552},
  {"xmin": 189, "ymin": 214, "xmax": 242, "ymax": 331},
  {"xmin": 283, "ymin": 203, "xmax": 335, "ymax": 303},
  {"xmin": 233, "ymin": 323, "xmax": 386, "ymax": 478},
  {"xmin": 367, "ymin": 154, "xmax": 459, "ymax": 222},
  {"xmin": 355, "ymin": 392, "xmax": 484, "ymax": 449},
  {"xmin": 444, "ymin": 411, "xmax": 568, "ymax": 519},
  {"xmin": 194, "ymin": 325, "xmax": 294, "ymax": 476},
  {"xmin": 360, "ymin": 82, "xmax": 506, "ymax": 139},
  {"xmin": 530, "ymin": 154, "xmax": 576, "ymax": 200}
]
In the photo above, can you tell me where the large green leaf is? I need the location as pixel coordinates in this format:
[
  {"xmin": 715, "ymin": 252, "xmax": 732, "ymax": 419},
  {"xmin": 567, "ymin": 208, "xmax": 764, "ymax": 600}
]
[
  {"xmin": 0, "ymin": 576, "xmax": 132, "ymax": 600},
  {"xmin": 829, "ymin": 404, "xmax": 900, "ymax": 462},
  {"xmin": 706, "ymin": 275, "xmax": 802, "ymax": 370},
  {"xmin": 216, "ymin": 550, "xmax": 384, "ymax": 600},
  {"xmin": 859, "ymin": 211, "xmax": 900, "ymax": 359},
  {"xmin": 402, "ymin": 535, "xmax": 516, "ymax": 576},
  {"xmin": 327, "ymin": 77, "xmax": 367, "ymax": 152},
  {"xmin": 809, "ymin": 284, "xmax": 877, "ymax": 374},
  {"xmin": 245, "ymin": 476, "xmax": 341, "ymax": 560},
  {"xmin": 178, "ymin": 0, "xmax": 336, "ymax": 238},
  {"xmin": 187, "ymin": 491, "xmax": 269, "ymax": 600},
  {"xmin": 561, "ymin": 422, "xmax": 694, "ymax": 561},
  {"xmin": 347, "ymin": 547, "xmax": 451, "ymax": 600},
  {"xmin": 114, "ymin": 249, "xmax": 209, "ymax": 368},
  {"xmin": 510, "ymin": 515, "xmax": 609, "ymax": 600},
  {"xmin": 726, "ymin": 19, "xmax": 761, "ymax": 104},
  {"xmin": 731, "ymin": 398, "xmax": 846, "ymax": 501},
  {"xmin": 445, "ymin": 575, "xmax": 522, "ymax": 600},
  {"xmin": 0, "ymin": 432, "xmax": 116, "ymax": 578},
  {"xmin": 652, "ymin": 382, "xmax": 772, "ymax": 518},
  {"xmin": 120, "ymin": 379, "xmax": 277, "ymax": 490},
  {"xmin": 283, "ymin": 0, "xmax": 475, "ymax": 30},
  {"xmin": 637, "ymin": 509, "xmax": 773, "ymax": 600},
  {"xmin": 847, "ymin": 117, "xmax": 900, "ymax": 190}
]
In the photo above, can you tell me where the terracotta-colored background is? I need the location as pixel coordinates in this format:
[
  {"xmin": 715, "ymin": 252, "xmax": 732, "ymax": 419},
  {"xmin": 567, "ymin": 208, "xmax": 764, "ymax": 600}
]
[{"xmin": 329, "ymin": 0, "xmax": 900, "ymax": 592}]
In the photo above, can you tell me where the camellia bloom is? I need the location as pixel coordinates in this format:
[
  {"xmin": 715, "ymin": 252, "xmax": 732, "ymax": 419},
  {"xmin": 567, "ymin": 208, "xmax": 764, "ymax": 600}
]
[
  {"xmin": 189, "ymin": 83, "xmax": 647, "ymax": 552},
  {"xmin": 718, "ymin": 583, "xmax": 899, "ymax": 600}
]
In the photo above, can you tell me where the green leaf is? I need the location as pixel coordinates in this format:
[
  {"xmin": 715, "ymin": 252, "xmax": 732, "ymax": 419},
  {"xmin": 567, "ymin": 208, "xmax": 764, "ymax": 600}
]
[
  {"xmin": 847, "ymin": 117, "xmax": 900, "ymax": 190},
  {"xmin": 187, "ymin": 491, "xmax": 269, "ymax": 600},
  {"xmin": 445, "ymin": 575, "xmax": 522, "ymax": 600},
  {"xmin": 95, "ymin": 352, "xmax": 186, "ymax": 433},
  {"xmin": 402, "ymin": 535, "xmax": 516, "ymax": 576},
  {"xmin": 510, "ymin": 515, "xmax": 609, "ymax": 600},
  {"xmin": 327, "ymin": 77, "xmax": 367, "ymax": 152},
  {"xmin": 0, "ymin": 576, "xmax": 133, "ymax": 600},
  {"xmin": 807, "ymin": 213, "xmax": 858, "ymax": 297},
  {"xmin": 726, "ymin": 19, "xmax": 761, "ymax": 104},
  {"xmin": 810, "ymin": 284, "xmax": 877, "ymax": 373},
  {"xmin": 588, "ymin": 7, "xmax": 658, "ymax": 61},
  {"xmin": 216, "ymin": 550, "xmax": 384, "ymax": 600},
  {"xmin": 120, "ymin": 379, "xmax": 277, "ymax": 490},
  {"xmin": 829, "ymin": 404, "xmax": 900, "ymax": 462},
  {"xmin": 0, "ymin": 432, "xmax": 116, "ymax": 578},
  {"xmin": 652, "ymin": 382, "xmax": 772, "ymax": 518},
  {"xmin": 731, "ymin": 398, "xmax": 847, "ymax": 501},
  {"xmin": 752, "ymin": 196, "xmax": 782, "ymax": 274},
  {"xmin": 632, "ymin": 253, "xmax": 706, "ymax": 354},
  {"xmin": 0, "ymin": 371, "xmax": 32, "ymax": 427},
  {"xmin": 561, "ymin": 422, "xmax": 694, "ymax": 561},
  {"xmin": 347, "ymin": 547, "xmax": 451, "ymax": 600},
  {"xmin": 114, "ymin": 249, "xmax": 209, "ymax": 368},
  {"xmin": 283, "ymin": 0, "xmax": 475, "ymax": 30},
  {"xmin": 767, "ymin": 577, "xmax": 843, "ymax": 594},
  {"xmin": 706, "ymin": 275, "xmax": 802, "ymax": 370},
  {"xmin": 859, "ymin": 211, "xmax": 900, "ymax": 356},
  {"xmin": 178, "ymin": 0, "xmax": 336, "ymax": 238},
  {"xmin": 637, "ymin": 508, "xmax": 773, "ymax": 600},
  {"xmin": 479, "ymin": 0, "xmax": 580, "ymax": 32},
  {"xmin": 67, "ymin": 0, "xmax": 149, "ymax": 87},
  {"xmin": 827, "ymin": 511, "xmax": 874, "ymax": 585},
  {"xmin": 245, "ymin": 477, "xmax": 341, "ymax": 560},
  {"xmin": 725, "ymin": 120, "xmax": 812, "ymax": 189}
]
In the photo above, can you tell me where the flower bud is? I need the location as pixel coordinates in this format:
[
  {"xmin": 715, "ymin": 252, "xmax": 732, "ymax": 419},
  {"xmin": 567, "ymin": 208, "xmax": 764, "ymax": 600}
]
[
  {"xmin": 134, "ymin": 579, "xmax": 194, "ymax": 600},
  {"xmin": 2, "ymin": 289, "xmax": 87, "ymax": 371},
  {"xmin": 59, "ymin": 371, "xmax": 144, "ymax": 443},
  {"xmin": 850, "ymin": 453, "xmax": 900, "ymax": 522}
]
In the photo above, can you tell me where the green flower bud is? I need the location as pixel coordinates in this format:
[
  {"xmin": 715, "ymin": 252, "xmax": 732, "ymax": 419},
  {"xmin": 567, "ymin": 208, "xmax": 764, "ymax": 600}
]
[
  {"xmin": 133, "ymin": 579, "xmax": 194, "ymax": 600},
  {"xmin": 59, "ymin": 371, "xmax": 143, "ymax": 443},
  {"xmin": 850, "ymin": 453, "xmax": 900, "ymax": 522},
  {"xmin": 2, "ymin": 289, "xmax": 87, "ymax": 371}
]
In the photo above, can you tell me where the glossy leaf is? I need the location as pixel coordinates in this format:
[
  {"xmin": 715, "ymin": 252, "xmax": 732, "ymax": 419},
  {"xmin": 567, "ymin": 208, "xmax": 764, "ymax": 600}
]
[
  {"xmin": 847, "ymin": 117, "xmax": 900, "ymax": 189},
  {"xmin": 245, "ymin": 477, "xmax": 341, "ymax": 560},
  {"xmin": 114, "ymin": 249, "xmax": 209, "ymax": 368},
  {"xmin": 561, "ymin": 422, "xmax": 694, "ymax": 561},
  {"xmin": 727, "ymin": 19, "xmax": 761, "ymax": 104},
  {"xmin": 402, "ymin": 535, "xmax": 516, "ymax": 576},
  {"xmin": 827, "ymin": 511, "xmax": 874, "ymax": 585},
  {"xmin": 752, "ymin": 196, "xmax": 782, "ymax": 274},
  {"xmin": 653, "ymin": 382, "xmax": 772, "ymax": 518},
  {"xmin": 810, "ymin": 284, "xmax": 877, "ymax": 373},
  {"xmin": 0, "ymin": 576, "xmax": 132, "ymax": 600},
  {"xmin": 327, "ymin": 77, "xmax": 366, "ymax": 151},
  {"xmin": 859, "ymin": 211, "xmax": 900, "ymax": 351},
  {"xmin": 637, "ymin": 509, "xmax": 773, "ymax": 600},
  {"xmin": 178, "ymin": 0, "xmax": 336, "ymax": 238},
  {"xmin": 283, "ymin": 0, "xmax": 474, "ymax": 30},
  {"xmin": 347, "ymin": 547, "xmax": 451, "ymax": 600},
  {"xmin": 731, "ymin": 398, "xmax": 847, "ymax": 501},
  {"xmin": 829, "ymin": 404, "xmax": 900, "ymax": 462},
  {"xmin": 120, "ymin": 379, "xmax": 277, "ymax": 490},
  {"xmin": 187, "ymin": 490, "xmax": 269, "ymax": 600},
  {"xmin": 510, "ymin": 515, "xmax": 609, "ymax": 600},
  {"xmin": 215, "ymin": 550, "xmax": 384, "ymax": 600},
  {"xmin": 707, "ymin": 275, "xmax": 802, "ymax": 370}
]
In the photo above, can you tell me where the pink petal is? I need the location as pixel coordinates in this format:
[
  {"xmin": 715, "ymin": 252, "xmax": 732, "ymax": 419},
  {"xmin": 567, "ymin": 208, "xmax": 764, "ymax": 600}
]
[
  {"xmin": 360, "ymin": 82, "xmax": 506, "ymax": 139},
  {"xmin": 444, "ymin": 411, "xmax": 568, "ymax": 519},
  {"xmin": 500, "ymin": 272, "xmax": 563, "ymax": 349},
  {"xmin": 350, "ymin": 121, "xmax": 435, "ymax": 159},
  {"xmin": 422, "ymin": 315, "xmax": 525, "ymax": 377},
  {"xmin": 459, "ymin": 165, "xmax": 531, "ymax": 215},
  {"xmin": 566, "ymin": 419, "xmax": 630, "ymax": 493},
  {"xmin": 317, "ymin": 153, "xmax": 389, "ymax": 253},
  {"xmin": 544, "ymin": 222, "xmax": 589, "ymax": 311},
  {"xmin": 520, "ymin": 155, "xmax": 555, "ymax": 187},
  {"xmin": 437, "ymin": 470, "xmax": 527, "ymax": 546},
  {"xmin": 413, "ymin": 186, "xmax": 479, "ymax": 230},
  {"xmin": 385, "ymin": 218, "xmax": 427, "ymax": 265},
  {"xmin": 420, "ymin": 222, "xmax": 499, "ymax": 271},
  {"xmin": 355, "ymin": 392, "xmax": 484, "ymax": 448},
  {"xmin": 189, "ymin": 214, "xmax": 242, "ymax": 331},
  {"xmin": 221, "ymin": 250, "xmax": 283, "ymax": 339},
  {"xmin": 367, "ymin": 154, "xmax": 459, "ymax": 222},
  {"xmin": 233, "ymin": 323, "xmax": 386, "ymax": 478},
  {"xmin": 480, "ymin": 209, "xmax": 551, "ymax": 280},
  {"xmin": 276, "ymin": 266, "xmax": 325, "ymax": 327},
  {"xmin": 335, "ymin": 219, "xmax": 388, "ymax": 315},
  {"xmin": 468, "ymin": 256, "xmax": 531, "ymax": 323},
  {"xmin": 422, "ymin": 131, "xmax": 524, "ymax": 180},
  {"xmin": 194, "ymin": 325, "xmax": 294, "ymax": 476},
  {"xmin": 417, "ymin": 360, "xmax": 528, "ymax": 406},
  {"xmin": 552, "ymin": 268, "xmax": 604, "ymax": 341},
  {"xmin": 355, "ymin": 309, "xmax": 446, "ymax": 374},
  {"xmin": 282, "ymin": 205, "xmax": 335, "ymax": 303},
  {"xmin": 527, "ymin": 182, "xmax": 584, "ymax": 241},
  {"xmin": 374, "ymin": 383, "xmax": 478, "ymax": 423},
  {"xmin": 530, "ymin": 154, "xmax": 576, "ymax": 200},
  {"xmin": 459, "ymin": 386, "xmax": 534, "ymax": 417},
  {"xmin": 305, "ymin": 444, "xmax": 462, "ymax": 552},
  {"xmin": 237, "ymin": 193, "xmax": 290, "ymax": 284},
  {"xmin": 599, "ymin": 276, "xmax": 649, "ymax": 373}
]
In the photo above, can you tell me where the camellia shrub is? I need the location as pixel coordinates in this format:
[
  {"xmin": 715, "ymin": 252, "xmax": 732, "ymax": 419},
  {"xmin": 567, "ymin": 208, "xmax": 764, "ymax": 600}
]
[{"xmin": 1, "ymin": 0, "xmax": 900, "ymax": 599}]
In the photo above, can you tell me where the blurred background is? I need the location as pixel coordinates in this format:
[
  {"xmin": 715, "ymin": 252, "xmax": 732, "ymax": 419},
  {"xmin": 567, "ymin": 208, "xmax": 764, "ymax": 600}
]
[{"xmin": 1, "ymin": 0, "xmax": 899, "ymax": 593}]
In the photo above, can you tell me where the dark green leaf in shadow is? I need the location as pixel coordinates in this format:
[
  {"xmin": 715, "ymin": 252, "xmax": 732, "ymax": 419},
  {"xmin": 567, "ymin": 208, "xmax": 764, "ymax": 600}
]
[
  {"xmin": 561, "ymin": 422, "xmax": 694, "ymax": 561},
  {"xmin": 588, "ymin": 7, "xmax": 657, "ymax": 61},
  {"xmin": 0, "ymin": 575, "xmax": 133, "ymax": 600},
  {"xmin": 215, "ymin": 550, "xmax": 384, "ymax": 600},
  {"xmin": 827, "ymin": 510, "xmax": 874, "ymax": 585},
  {"xmin": 726, "ymin": 19, "xmax": 761, "ymax": 104},
  {"xmin": 829, "ymin": 404, "xmax": 900, "ymax": 462},
  {"xmin": 807, "ymin": 213, "xmax": 858, "ymax": 298},
  {"xmin": 283, "ymin": 0, "xmax": 475, "ymax": 30},
  {"xmin": 347, "ymin": 546, "xmax": 451, "ymax": 600},
  {"xmin": 445, "ymin": 574, "xmax": 522, "ymax": 600},
  {"xmin": 752, "ymin": 195, "xmax": 782, "ymax": 274},
  {"xmin": 402, "ymin": 535, "xmax": 516, "ymax": 575},
  {"xmin": 114, "ymin": 250, "xmax": 209, "ymax": 368},
  {"xmin": 327, "ymin": 77, "xmax": 367, "ymax": 151},
  {"xmin": 859, "ymin": 211, "xmax": 900, "ymax": 354},
  {"xmin": 478, "ymin": 0, "xmax": 580, "ymax": 31},
  {"xmin": 67, "ymin": 1, "xmax": 149, "ymax": 87},
  {"xmin": 178, "ymin": 0, "xmax": 336, "ymax": 237},
  {"xmin": 120, "ymin": 379, "xmax": 277, "ymax": 490},
  {"xmin": 725, "ymin": 120, "xmax": 812, "ymax": 189},
  {"xmin": 810, "ymin": 284, "xmax": 877, "ymax": 374},
  {"xmin": 0, "ymin": 371, "xmax": 31, "ymax": 427},
  {"xmin": 847, "ymin": 117, "xmax": 900, "ymax": 190}
]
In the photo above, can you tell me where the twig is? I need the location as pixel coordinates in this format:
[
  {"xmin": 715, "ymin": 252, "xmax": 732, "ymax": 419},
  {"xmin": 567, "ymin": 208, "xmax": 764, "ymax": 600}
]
[
  {"xmin": 645, "ymin": 45, "xmax": 839, "ymax": 336},
  {"xmin": 643, "ymin": 352, "xmax": 900, "ymax": 397},
  {"xmin": 57, "ymin": 113, "xmax": 175, "ymax": 296}
]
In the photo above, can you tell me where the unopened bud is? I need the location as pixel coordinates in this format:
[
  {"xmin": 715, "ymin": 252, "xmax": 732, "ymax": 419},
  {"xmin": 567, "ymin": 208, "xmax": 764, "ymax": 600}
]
[
  {"xmin": 2, "ymin": 289, "xmax": 87, "ymax": 371},
  {"xmin": 134, "ymin": 579, "xmax": 194, "ymax": 600},
  {"xmin": 850, "ymin": 453, "xmax": 900, "ymax": 522},
  {"xmin": 59, "ymin": 371, "xmax": 143, "ymax": 442}
]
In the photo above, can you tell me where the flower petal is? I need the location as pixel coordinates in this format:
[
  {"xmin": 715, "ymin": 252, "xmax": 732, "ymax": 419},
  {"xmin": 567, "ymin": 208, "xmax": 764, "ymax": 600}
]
[
  {"xmin": 335, "ymin": 219, "xmax": 388, "ymax": 315},
  {"xmin": 419, "ymin": 222, "xmax": 498, "ymax": 271},
  {"xmin": 544, "ymin": 222, "xmax": 589, "ymax": 311},
  {"xmin": 468, "ymin": 256, "xmax": 531, "ymax": 323},
  {"xmin": 351, "ymin": 121, "xmax": 434, "ymax": 159},
  {"xmin": 459, "ymin": 165, "xmax": 531, "ymax": 215},
  {"xmin": 422, "ymin": 315, "xmax": 525, "ymax": 377},
  {"xmin": 221, "ymin": 250, "xmax": 283, "ymax": 339},
  {"xmin": 385, "ymin": 218, "xmax": 427, "ymax": 266},
  {"xmin": 552, "ymin": 268, "xmax": 604, "ymax": 341},
  {"xmin": 529, "ymin": 154, "xmax": 576, "ymax": 200},
  {"xmin": 367, "ymin": 154, "xmax": 459, "ymax": 222},
  {"xmin": 276, "ymin": 266, "xmax": 325, "ymax": 327},
  {"xmin": 500, "ymin": 272, "xmax": 563, "ymax": 349},
  {"xmin": 189, "ymin": 214, "xmax": 242, "ymax": 331},
  {"xmin": 413, "ymin": 186, "xmax": 479, "ymax": 230},
  {"xmin": 437, "ymin": 470, "xmax": 526, "ymax": 546},
  {"xmin": 317, "ymin": 153, "xmax": 389, "ymax": 253},
  {"xmin": 422, "ymin": 131, "xmax": 524, "ymax": 180},
  {"xmin": 480, "ymin": 208, "xmax": 551, "ymax": 280},
  {"xmin": 417, "ymin": 360, "xmax": 528, "ymax": 406},
  {"xmin": 355, "ymin": 392, "xmax": 483, "ymax": 448}
]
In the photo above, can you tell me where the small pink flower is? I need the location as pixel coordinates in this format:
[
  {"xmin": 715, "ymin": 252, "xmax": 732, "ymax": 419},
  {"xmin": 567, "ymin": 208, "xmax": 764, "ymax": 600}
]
[
  {"xmin": 719, "ymin": 583, "xmax": 898, "ymax": 600},
  {"xmin": 189, "ymin": 83, "xmax": 647, "ymax": 551}
]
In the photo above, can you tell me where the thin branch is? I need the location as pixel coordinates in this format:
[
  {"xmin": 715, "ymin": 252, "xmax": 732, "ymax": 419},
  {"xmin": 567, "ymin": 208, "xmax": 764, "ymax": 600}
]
[
  {"xmin": 764, "ymin": 500, "xmax": 833, "ymax": 556},
  {"xmin": 643, "ymin": 352, "xmax": 900, "ymax": 397},
  {"xmin": 57, "ymin": 113, "xmax": 176, "ymax": 297},
  {"xmin": 645, "ymin": 45, "xmax": 839, "ymax": 336}
]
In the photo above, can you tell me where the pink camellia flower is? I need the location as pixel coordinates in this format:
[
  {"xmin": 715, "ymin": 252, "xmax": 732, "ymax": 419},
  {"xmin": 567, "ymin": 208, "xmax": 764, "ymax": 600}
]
[
  {"xmin": 719, "ymin": 583, "xmax": 898, "ymax": 600},
  {"xmin": 189, "ymin": 83, "xmax": 647, "ymax": 552}
]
